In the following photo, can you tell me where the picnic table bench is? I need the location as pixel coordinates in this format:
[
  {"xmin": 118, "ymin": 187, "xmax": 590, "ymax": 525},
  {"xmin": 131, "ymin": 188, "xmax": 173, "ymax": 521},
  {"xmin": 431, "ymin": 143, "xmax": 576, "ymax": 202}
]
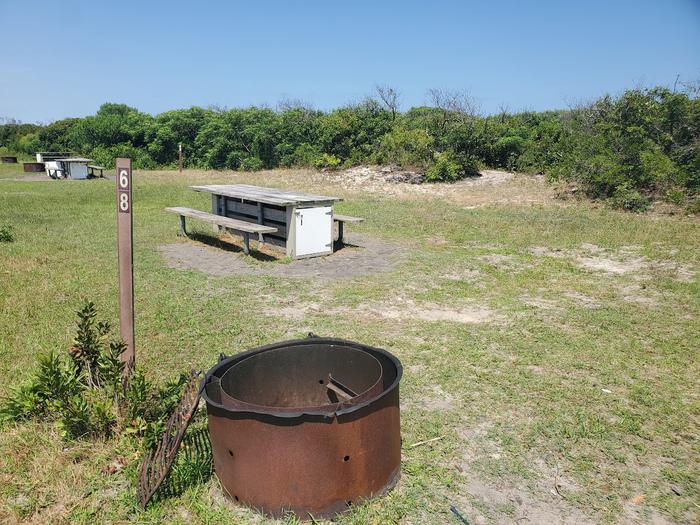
[
  {"xmin": 165, "ymin": 207, "xmax": 277, "ymax": 255},
  {"xmin": 332, "ymin": 214, "xmax": 365, "ymax": 245},
  {"xmin": 88, "ymin": 165, "xmax": 106, "ymax": 178}
]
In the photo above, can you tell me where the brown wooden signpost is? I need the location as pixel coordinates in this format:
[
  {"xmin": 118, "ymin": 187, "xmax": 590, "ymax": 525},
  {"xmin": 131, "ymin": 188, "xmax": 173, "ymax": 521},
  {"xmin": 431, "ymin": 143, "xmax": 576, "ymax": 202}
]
[{"xmin": 116, "ymin": 158, "xmax": 135, "ymax": 378}]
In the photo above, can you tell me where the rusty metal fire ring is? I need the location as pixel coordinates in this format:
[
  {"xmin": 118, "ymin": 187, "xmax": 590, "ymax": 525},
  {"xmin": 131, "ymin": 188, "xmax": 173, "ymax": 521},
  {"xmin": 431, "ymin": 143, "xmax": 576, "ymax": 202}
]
[{"xmin": 201, "ymin": 337, "xmax": 403, "ymax": 519}]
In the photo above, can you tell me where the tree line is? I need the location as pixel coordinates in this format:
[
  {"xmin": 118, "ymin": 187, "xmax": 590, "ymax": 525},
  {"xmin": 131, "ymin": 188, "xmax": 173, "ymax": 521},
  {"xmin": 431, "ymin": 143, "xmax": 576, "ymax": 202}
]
[{"xmin": 1, "ymin": 85, "xmax": 698, "ymax": 211}]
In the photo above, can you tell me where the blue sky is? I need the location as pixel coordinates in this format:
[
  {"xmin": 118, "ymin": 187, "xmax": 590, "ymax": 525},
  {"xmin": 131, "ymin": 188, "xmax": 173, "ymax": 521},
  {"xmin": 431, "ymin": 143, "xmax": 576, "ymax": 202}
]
[{"xmin": 1, "ymin": 0, "xmax": 699, "ymax": 122}]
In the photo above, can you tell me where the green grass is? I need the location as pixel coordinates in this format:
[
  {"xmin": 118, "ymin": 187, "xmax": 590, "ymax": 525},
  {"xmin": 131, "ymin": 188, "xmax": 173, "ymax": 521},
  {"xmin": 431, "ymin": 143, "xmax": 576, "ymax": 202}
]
[
  {"xmin": 0, "ymin": 156, "xmax": 39, "ymax": 180},
  {"xmin": 0, "ymin": 170, "xmax": 698, "ymax": 524}
]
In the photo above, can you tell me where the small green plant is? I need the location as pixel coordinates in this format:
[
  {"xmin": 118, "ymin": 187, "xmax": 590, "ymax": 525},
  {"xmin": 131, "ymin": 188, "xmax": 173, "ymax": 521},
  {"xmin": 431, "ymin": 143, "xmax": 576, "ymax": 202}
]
[
  {"xmin": 240, "ymin": 156, "xmax": 264, "ymax": 171},
  {"xmin": 70, "ymin": 301, "xmax": 112, "ymax": 388},
  {"xmin": 375, "ymin": 127, "xmax": 433, "ymax": 169},
  {"xmin": 686, "ymin": 197, "xmax": 700, "ymax": 215},
  {"xmin": 664, "ymin": 187, "xmax": 686, "ymax": 206},
  {"xmin": 425, "ymin": 152, "xmax": 461, "ymax": 182},
  {"xmin": 0, "ymin": 301, "xmax": 188, "ymax": 445},
  {"xmin": 0, "ymin": 225, "xmax": 14, "ymax": 242},
  {"xmin": 313, "ymin": 153, "xmax": 341, "ymax": 170},
  {"xmin": 609, "ymin": 183, "xmax": 650, "ymax": 212}
]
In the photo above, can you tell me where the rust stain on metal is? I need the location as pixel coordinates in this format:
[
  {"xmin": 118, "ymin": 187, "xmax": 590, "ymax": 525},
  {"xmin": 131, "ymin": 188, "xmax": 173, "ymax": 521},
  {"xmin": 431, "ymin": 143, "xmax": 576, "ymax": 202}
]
[
  {"xmin": 137, "ymin": 369, "xmax": 203, "ymax": 508},
  {"xmin": 202, "ymin": 337, "xmax": 403, "ymax": 519}
]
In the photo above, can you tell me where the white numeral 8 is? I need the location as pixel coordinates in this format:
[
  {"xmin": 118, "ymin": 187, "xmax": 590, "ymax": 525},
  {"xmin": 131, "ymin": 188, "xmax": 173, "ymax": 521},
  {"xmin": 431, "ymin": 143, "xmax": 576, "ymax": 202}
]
[
  {"xmin": 119, "ymin": 169, "xmax": 129, "ymax": 189},
  {"xmin": 119, "ymin": 192, "xmax": 129, "ymax": 211}
]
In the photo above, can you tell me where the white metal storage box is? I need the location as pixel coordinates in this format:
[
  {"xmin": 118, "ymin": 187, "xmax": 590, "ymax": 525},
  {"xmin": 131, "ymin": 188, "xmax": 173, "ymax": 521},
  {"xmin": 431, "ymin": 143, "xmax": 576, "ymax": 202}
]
[{"xmin": 293, "ymin": 206, "xmax": 333, "ymax": 257}]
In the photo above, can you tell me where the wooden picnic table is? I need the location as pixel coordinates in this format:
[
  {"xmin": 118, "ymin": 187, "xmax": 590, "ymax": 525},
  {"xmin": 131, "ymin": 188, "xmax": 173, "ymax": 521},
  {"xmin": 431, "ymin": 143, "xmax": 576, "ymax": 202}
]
[{"xmin": 191, "ymin": 184, "xmax": 345, "ymax": 258}]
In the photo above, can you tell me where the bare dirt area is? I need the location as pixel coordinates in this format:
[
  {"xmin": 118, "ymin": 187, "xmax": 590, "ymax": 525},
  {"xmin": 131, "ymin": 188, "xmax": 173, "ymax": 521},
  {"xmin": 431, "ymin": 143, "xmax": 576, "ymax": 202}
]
[
  {"xmin": 529, "ymin": 243, "xmax": 696, "ymax": 282},
  {"xmin": 453, "ymin": 477, "xmax": 595, "ymax": 525},
  {"xmin": 412, "ymin": 385, "xmax": 456, "ymax": 412},
  {"xmin": 449, "ymin": 419, "xmax": 596, "ymax": 525},
  {"xmin": 159, "ymin": 232, "xmax": 405, "ymax": 280},
  {"xmin": 371, "ymin": 298, "xmax": 498, "ymax": 324},
  {"xmin": 311, "ymin": 165, "xmax": 549, "ymax": 207},
  {"xmin": 264, "ymin": 294, "xmax": 500, "ymax": 326}
]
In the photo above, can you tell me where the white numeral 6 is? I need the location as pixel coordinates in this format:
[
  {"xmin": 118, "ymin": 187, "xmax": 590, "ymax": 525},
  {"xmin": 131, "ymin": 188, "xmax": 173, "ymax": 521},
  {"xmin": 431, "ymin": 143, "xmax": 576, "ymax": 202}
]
[{"xmin": 119, "ymin": 169, "xmax": 129, "ymax": 188}]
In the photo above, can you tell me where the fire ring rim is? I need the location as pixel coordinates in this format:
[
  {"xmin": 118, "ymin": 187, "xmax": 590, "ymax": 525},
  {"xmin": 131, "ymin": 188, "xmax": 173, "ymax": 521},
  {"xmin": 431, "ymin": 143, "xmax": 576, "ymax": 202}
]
[{"xmin": 201, "ymin": 337, "xmax": 403, "ymax": 419}]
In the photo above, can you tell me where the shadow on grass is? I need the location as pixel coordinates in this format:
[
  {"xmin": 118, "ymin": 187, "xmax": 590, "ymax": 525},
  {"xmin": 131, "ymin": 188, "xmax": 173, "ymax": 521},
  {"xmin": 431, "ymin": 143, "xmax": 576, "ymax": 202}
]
[
  {"xmin": 186, "ymin": 231, "xmax": 278, "ymax": 262},
  {"xmin": 150, "ymin": 426, "xmax": 213, "ymax": 503},
  {"xmin": 185, "ymin": 231, "xmax": 360, "ymax": 263}
]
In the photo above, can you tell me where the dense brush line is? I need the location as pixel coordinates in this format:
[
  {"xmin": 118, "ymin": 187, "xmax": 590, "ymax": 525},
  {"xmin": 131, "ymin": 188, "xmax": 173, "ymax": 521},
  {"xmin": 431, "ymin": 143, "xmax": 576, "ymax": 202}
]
[{"xmin": 1, "ymin": 85, "xmax": 698, "ymax": 211}]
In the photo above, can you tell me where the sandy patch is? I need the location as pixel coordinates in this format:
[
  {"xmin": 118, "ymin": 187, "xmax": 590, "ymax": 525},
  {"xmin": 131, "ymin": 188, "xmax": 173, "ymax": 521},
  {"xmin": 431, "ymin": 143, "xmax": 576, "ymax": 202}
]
[
  {"xmin": 441, "ymin": 268, "xmax": 482, "ymax": 281},
  {"xmin": 266, "ymin": 296, "xmax": 499, "ymax": 326},
  {"xmin": 370, "ymin": 298, "xmax": 498, "ymax": 324},
  {"xmin": 413, "ymin": 385, "xmax": 456, "ymax": 412},
  {"xmin": 330, "ymin": 166, "xmax": 515, "ymax": 195},
  {"xmin": 477, "ymin": 253, "xmax": 533, "ymax": 273},
  {"xmin": 454, "ymin": 420, "xmax": 594, "ymax": 524},
  {"xmin": 522, "ymin": 296, "xmax": 562, "ymax": 311},
  {"xmin": 454, "ymin": 478, "xmax": 594, "ymax": 525},
  {"xmin": 617, "ymin": 284, "xmax": 661, "ymax": 307},
  {"xmin": 295, "ymin": 165, "xmax": 553, "ymax": 207},
  {"xmin": 575, "ymin": 255, "xmax": 646, "ymax": 275},
  {"xmin": 262, "ymin": 302, "xmax": 322, "ymax": 321},
  {"xmin": 529, "ymin": 246, "xmax": 566, "ymax": 258},
  {"xmin": 562, "ymin": 291, "xmax": 600, "ymax": 308},
  {"xmin": 529, "ymin": 243, "xmax": 696, "ymax": 282},
  {"xmin": 477, "ymin": 254, "xmax": 513, "ymax": 266}
]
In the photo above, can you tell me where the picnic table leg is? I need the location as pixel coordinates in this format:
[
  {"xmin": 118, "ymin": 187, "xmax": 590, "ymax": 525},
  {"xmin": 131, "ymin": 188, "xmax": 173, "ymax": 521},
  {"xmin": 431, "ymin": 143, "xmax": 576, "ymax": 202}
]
[
  {"xmin": 243, "ymin": 232, "xmax": 250, "ymax": 255},
  {"xmin": 178, "ymin": 215, "xmax": 187, "ymax": 236},
  {"xmin": 212, "ymin": 195, "xmax": 221, "ymax": 234},
  {"xmin": 257, "ymin": 202, "xmax": 264, "ymax": 243},
  {"xmin": 338, "ymin": 221, "xmax": 344, "ymax": 245}
]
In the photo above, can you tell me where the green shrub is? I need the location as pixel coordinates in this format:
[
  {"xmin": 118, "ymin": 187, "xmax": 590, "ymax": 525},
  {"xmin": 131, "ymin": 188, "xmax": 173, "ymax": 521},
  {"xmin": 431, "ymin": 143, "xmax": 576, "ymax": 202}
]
[
  {"xmin": 640, "ymin": 149, "xmax": 676, "ymax": 189},
  {"xmin": 0, "ymin": 301, "xmax": 188, "ymax": 445},
  {"xmin": 90, "ymin": 143, "xmax": 156, "ymax": 170},
  {"xmin": 493, "ymin": 135, "xmax": 526, "ymax": 170},
  {"xmin": 609, "ymin": 183, "xmax": 650, "ymax": 212},
  {"xmin": 240, "ymin": 156, "xmax": 264, "ymax": 171},
  {"xmin": 313, "ymin": 153, "xmax": 341, "ymax": 170},
  {"xmin": 375, "ymin": 127, "xmax": 433, "ymax": 169},
  {"xmin": 279, "ymin": 143, "xmax": 319, "ymax": 167},
  {"xmin": 70, "ymin": 301, "xmax": 111, "ymax": 388},
  {"xmin": 664, "ymin": 187, "xmax": 686, "ymax": 206},
  {"xmin": 449, "ymin": 151, "xmax": 481, "ymax": 177},
  {"xmin": 1, "ymin": 85, "xmax": 697, "ymax": 210},
  {"xmin": 686, "ymin": 198, "xmax": 700, "ymax": 215},
  {"xmin": 0, "ymin": 225, "xmax": 14, "ymax": 242},
  {"xmin": 425, "ymin": 152, "xmax": 461, "ymax": 182},
  {"xmin": 0, "ymin": 352, "xmax": 82, "ymax": 422}
]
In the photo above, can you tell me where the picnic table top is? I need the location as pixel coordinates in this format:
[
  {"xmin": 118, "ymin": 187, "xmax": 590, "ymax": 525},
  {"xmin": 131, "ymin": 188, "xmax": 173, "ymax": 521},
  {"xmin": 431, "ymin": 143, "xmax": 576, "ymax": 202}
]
[
  {"xmin": 190, "ymin": 184, "xmax": 342, "ymax": 206},
  {"xmin": 61, "ymin": 157, "xmax": 93, "ymax": 163}
]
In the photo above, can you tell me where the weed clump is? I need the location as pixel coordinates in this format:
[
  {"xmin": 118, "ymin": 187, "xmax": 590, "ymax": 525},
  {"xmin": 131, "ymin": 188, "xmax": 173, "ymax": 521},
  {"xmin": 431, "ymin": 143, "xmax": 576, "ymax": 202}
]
[
  {"xmin": 0, "ymin": 300, "xmax": 188, "ymax": 443},
  {"xmin": 425, "ymin": 152, "xmax": 461, "ymax": 182},
  {"xmin": 0, "ymin": 224, "xmax": 14, "ymax": 242}
]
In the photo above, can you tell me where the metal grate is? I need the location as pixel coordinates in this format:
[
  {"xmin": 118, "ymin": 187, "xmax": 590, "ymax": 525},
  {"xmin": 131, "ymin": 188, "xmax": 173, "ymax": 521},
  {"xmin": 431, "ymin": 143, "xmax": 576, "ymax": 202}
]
[{"xmin": 137, "ymin": 369, "xmax": 204, "ymax": 508}]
